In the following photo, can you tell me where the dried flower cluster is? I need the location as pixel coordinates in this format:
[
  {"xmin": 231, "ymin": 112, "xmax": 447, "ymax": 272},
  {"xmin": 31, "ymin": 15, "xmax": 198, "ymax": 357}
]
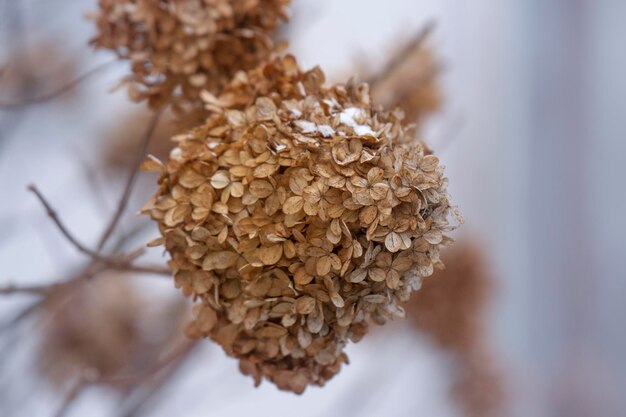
[
  {"xmin": 370, "ymin": 36, "xmax": 441, "ymax": 131},
  {"xmin": 39, "ymin": 274, "xmax": 188, "ymax": 388},
  {"xmin": 407, "ymin": 242, "xmax": 492, "ymax": 350},
  {"xmin": 39, "ymin": 276, "xmax": 141, "ymax": 385},
  {"xmin": 144, "ymin": 55, "xmax": 461, "ymax": 393},
  {"xmin": 406, "ymin": 242, "xmax": 504, "ymax": 417},
  {"xmin": 90, "ymin": 0, "xmax": 290, "ymax": 115}
]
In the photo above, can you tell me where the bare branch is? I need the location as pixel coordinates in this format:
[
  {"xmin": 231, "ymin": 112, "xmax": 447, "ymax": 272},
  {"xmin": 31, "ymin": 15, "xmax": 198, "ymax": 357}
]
[
  {"xmin": 97, "ymin": 110, "xmax": 162, "ymax": 251},
  {"xmin": 27, "ymin": 184, "xmax": 170, "ymax": 277},
  {"xmin": 367, "ymin": 22, "xmax": 435, "ymax": 88},
  {"xmin": 0, "ymin": 300, "xmax": 44, "ymax": 334},
  {"xmin": 52, "ymin": 378, "xmax": 87, "ymax": 417},
  {"xmin": 98, "ymin": 340, "xmax": 198, "ymax": 387},
  {"xmin": 28, "ymin": 184, "xmax": 110, "ymax": 260},
  {"xmin": 0, "ymin": 60, "xmax": 117, "ymax": 111},
  {"xmin": 0, "ymin": 282, "xmax": 59, "ymax": 296}
]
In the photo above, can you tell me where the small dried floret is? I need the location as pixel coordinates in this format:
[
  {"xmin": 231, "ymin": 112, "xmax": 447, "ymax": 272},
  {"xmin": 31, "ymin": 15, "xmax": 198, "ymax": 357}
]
[
  {"xmin": 144, "ymin": 55, "xmax": 461, "ymax": 393},
  {"xmin": 90, "ymin": 0, "xmax": 291, "ymax": 115}
]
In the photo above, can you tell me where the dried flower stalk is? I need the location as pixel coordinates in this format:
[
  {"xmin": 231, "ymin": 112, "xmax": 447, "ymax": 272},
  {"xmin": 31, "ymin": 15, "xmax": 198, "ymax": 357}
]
[{"xmin": 144, "ymin": 55, "xmax": 462, "ymax": 393}]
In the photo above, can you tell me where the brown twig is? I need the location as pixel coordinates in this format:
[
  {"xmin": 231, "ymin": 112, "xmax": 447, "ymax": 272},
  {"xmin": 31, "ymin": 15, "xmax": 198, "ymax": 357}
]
[
  {"xmin": 367, "ymin": 22, "xmax": 435, "ymax": 88},
  {"xmin": 96, "ymin": 111, "xmax": 162, "ymax": 252},
  {"xmin": 0, "ymin": 60, "xmax": 117, "ymax": 111},
  {"xmin": 121, "ymin": 341, "xmax": 199, "ymax": 417},
  {"xmin": 0, "ymin": 283, "xmax": 59, "ymax": 296},
  {"xmin": 0, "ymin": 299, "xmax": 44, "ymax": 333},
  {"xmin": 27, "ymin": 184, "xmax": 170, "ymax": 276},
  {"xmin": 52, "ymin": 377, "xmax": 88, "ymax": 417},
  {"xmin": 28, "ymin": 184, "xmax": 105, "ymax": 260},
  {"xmin": 98, "ymin": 339, "xmax": 198, "ymax": 387}
]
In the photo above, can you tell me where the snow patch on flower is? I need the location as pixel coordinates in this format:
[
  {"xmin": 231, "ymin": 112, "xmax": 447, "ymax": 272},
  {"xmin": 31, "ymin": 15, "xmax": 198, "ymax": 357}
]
[{"xmin": 339, "ymin": 107, "xmax": 377, "ymax": 137}]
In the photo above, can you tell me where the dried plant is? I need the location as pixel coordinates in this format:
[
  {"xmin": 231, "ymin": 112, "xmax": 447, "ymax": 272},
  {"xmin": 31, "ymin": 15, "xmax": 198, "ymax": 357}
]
[
  {"xmin": 90, "ymin": 0, "xmax": 291, "ymax": 117},
  {"xmin": 369, "ymin": 28, "xmax": 441, "ymax": 131},
  {"xmin": 0, "ymin": 1, "xmax": 479, "ymax": 413},
  {"xmin": 407, "ymin": 242, "xmax": 505, "ymax": 417},
  {"xmin": 102, "ymin": 110, "xmax": 176, "ymax": 172},
  {"xmin": 39, "ymin": 275, "xmax": 143, "ymax": 385},
  {"xmin": 0, "ymin": 42, "xmax": 77, "ymax": 104},
  {"xmin": 38, "ymin": 273, "xmax": 190, "ymax": 390},
  {"xmin": 143, "ymin": 55, "xmax": 462, "ymax": 393},
  {"xmin": 407, "ymin": 242, "xmax": 491, "ymax": 350}
]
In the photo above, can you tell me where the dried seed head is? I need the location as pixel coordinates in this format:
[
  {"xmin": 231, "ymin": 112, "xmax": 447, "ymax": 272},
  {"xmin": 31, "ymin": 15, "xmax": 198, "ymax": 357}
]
[
  {"xmin": 144, "ymin": 55, "xmax": 462, "ymax": 393},
  {"xmin": 90, "ymin": 0, "xmax": 291, "ymax": 115}
]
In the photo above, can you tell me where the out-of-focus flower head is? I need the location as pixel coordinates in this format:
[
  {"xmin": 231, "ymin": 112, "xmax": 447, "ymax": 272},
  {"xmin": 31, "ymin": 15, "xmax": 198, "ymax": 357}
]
[
  {"xmin": 0, "ymin": 42, "xmax": 77, "ymax": 104},
  {"xmin": 38, "ymin": 274, "xmax": 188, "ymax": 388},
  {"xmin": 90, "ymin": 0, "xmax": 291, "ymax": 116},
  {"xmin": 407, "ymin": 242, "xmax": 492, "ymax": 350},
  {"xmin": 39, "ymin": 276, "xmax": 141, "ymax": 385},
  {"xmin": 407, "ymin": 242, "xmax": 505, "ymax": 417},
  {"xmin": 102, "ymin": 109, "xmax": 175, "ymax": 172}
]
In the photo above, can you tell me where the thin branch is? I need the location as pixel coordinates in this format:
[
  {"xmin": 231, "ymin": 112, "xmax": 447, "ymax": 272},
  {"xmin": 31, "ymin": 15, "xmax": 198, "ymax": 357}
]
[
  {"xmin": 368, "ymin": 22, "xmax": 435, "ymax": 88},
  {"xmin": 98, "ymin": 340, "xmax": 198, "ymax": 387},
  {"xmin": 97, "ymin": 111, "xmax": 162, "ymax": 252},
  {"xmin": 115, "ymin": 264, "xmax": 171, "ymax": 276},
  {"xmin": 28, "ymin": 184, "xmax": 109, "ymax": 261},
  {"xmin": 0, "ymin": 60, "xmax": 117, "ymax": 111},
  {"xmin": 28, "ymin": 184, "xmax": 170, "ymax": 276},
  {"xmin": 52, "ymin": 378, "xmax": 87, "ymax": 417},
  {"xmin": 0, "ymin": 283, "xmax": 58, "ymax": 296},
  {"xmin": 0, "ymin": 299, "xmax": 44, "ymax": 333},
  {"xmin": 121, "ymin": 341, "xmax": 198, "ymax": 417}
]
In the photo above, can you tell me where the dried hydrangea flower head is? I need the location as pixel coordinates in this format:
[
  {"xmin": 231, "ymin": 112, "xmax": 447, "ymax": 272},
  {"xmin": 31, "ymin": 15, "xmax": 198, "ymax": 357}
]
[
  {"xmin": 39, "ymin": 276, "xmax": 140, "ymax": 386},
  {"xmin": 143, "ymin": 55, "xmax": 461, "ymax": 393},
  {"xmin": 406, "ymin": 242, "xmax": 505, "ymax": 417},
  {"xmin": 90, "ymin": 0, "xmax": 291, "ymax": 114},
  {"xmin": 407, "ymin": 242, "xmax": 492, "ymax": 350},
  {"xmin": 38, "ymin": 274, "xmax": 189, "ymax": 389},
  {"xmin": 369, "ymin": 32, "xmax": 441, "ymax": 133}
]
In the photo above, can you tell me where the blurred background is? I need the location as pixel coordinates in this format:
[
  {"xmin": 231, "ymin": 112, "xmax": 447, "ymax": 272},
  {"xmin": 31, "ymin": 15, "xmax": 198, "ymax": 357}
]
[{"xmin": 1, "ymin": 0, "xmax": 625, "ymax": 416}]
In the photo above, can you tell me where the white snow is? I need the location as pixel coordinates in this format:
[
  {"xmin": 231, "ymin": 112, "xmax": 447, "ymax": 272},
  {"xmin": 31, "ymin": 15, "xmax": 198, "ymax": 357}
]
[{"xmin": 339, "ymin": 107, "xmax": 377, "ymax": 137}]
